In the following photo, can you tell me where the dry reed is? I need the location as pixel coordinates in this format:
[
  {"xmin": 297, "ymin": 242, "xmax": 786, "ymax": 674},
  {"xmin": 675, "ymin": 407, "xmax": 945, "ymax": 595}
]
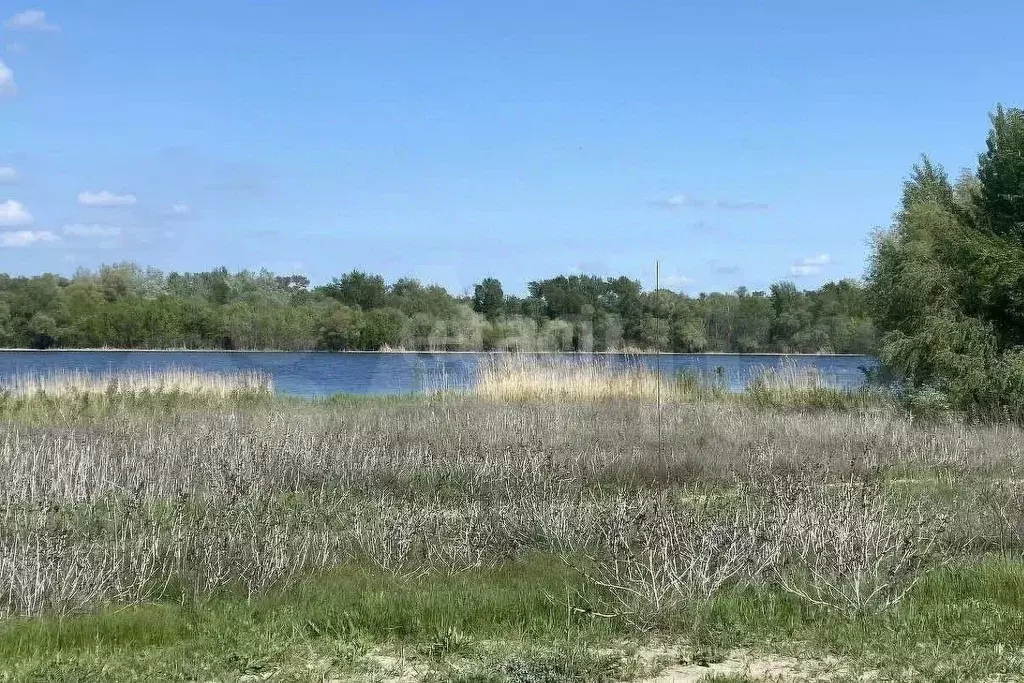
[
  {"xmin": 472, "ymin": 355, "xmax": 671, "ymax": 402},
  {"xmin": 469, "ymin": 354, "xmax": 870, "ymax": 408},
  {"xmin": 0, "ymin": 368, "xmax": 273, "ymax": 398}
]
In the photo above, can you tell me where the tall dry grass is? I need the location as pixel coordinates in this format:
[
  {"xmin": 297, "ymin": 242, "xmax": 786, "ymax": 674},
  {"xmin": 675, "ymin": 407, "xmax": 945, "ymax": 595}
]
[
  {"xmin": 0, "ymin": 396, "xmax": 1020, "ymax": 619},
  {"xmin": 744, "ymin": 363, "xmax": 829, "ymax": 390},
  {"xmin": 472, "ymin": 355, "xmax": 667, "ymax": 402},
  {"xmin": 0, "ymin": 368, "xmax": 273, "ymax": 398},
  {"xmin": 470, "ymin": 354, "xmax": 880, "ymax": 411}
]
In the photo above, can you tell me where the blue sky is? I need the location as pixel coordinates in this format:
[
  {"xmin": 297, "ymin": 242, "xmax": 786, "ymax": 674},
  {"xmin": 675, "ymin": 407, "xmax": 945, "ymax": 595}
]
[{"xmin": 1, "ymin": 1, "xmax": 1021, "ymax": 295}]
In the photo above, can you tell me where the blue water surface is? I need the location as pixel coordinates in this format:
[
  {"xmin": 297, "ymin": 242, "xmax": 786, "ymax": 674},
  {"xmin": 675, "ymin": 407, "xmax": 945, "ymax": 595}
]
[{"xmin": 0, "ymin": 351, "xmax": 878, "ymax": 398}]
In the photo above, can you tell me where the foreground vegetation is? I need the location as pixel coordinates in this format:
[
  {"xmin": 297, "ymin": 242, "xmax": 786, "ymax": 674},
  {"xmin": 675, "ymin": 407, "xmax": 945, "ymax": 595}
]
[{"xmin": 0, "ymin": 368, "xmax": 1022, "ymax": 681}]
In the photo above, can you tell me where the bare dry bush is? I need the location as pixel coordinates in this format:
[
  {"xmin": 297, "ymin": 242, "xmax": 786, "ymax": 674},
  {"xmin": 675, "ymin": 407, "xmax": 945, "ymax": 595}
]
[
  {"xmin": 0, "ymin": 502, "xmax": 169, "ymax": 616},
  {"xmin": 576, "ymin": 492, "xmax": 772, "ymax": 631},
  {"xmin": 744, "ymin": 461, "xmax": 954, "ymax": 615},
  {"xmin": 0, "ymin": 396, "xmax": 1014, "ymax": 618},
  {"xmin": 970, "ymin": 477, "xmax": 1024, "ymax": 552}
]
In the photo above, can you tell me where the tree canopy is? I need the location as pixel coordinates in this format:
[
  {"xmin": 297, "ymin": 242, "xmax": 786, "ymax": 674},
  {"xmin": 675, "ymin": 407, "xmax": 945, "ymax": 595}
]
[
  {"xmin": 0, "ymin": 264, "xmax": 875, "ymax": 354},
  {"xmin": 868, "ymin": 105, "xmax": 1024, "ymax": 416}
]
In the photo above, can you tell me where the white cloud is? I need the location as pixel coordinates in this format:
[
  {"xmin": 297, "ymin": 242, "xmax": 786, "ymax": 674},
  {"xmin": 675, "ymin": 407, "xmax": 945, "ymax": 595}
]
[
  {"xmin": 789, "ymin": 265, "xmax": 821, "ymax": 277},
  {"xmin": 0, "ymin": 230, "xmax": 58, "ymax": 247},
  {"xmin": 801, "ymin": 253, "xmax": 831, "ymax": 266},
  {"xmin": 168, "ymin": 203, "xmax": 190, "ymax": 216},
  {"xmin": 78, "ymin": 190, "xmax": 137, "ymax": 207},
  {"xmin": 4, "ymin": 10, "xmax": 59, "ymax": 32},
  {"xmin": 0, "ymin": 199, "xmax": 32, "ymax": 226},
  {"xmin": 0, "ymin": 60, "xmax": 15, "ymax": 96},
  {"xmin": 0, "ymin": 166, "xmax": 17, "ymax": 183},
  {"xmin": 789, "ymin": 253, "xmax": 832, "ymax": 277},
  {"xmin": 660, "ymin": 274, "xmax": 694, "ymax": 289},
  {"xmin": 714, "ymin": 199, "xmax": 771, "ymax": 211},
  {"xmin": 655, "ymin": 192, "xmax": 769, "ymax": 211},
  {"xmin": 655, "ymin": 193, "xmax": 705, "ymax": 209},
  {"xmin": 62, "ymin": 223, "xmax": 122, "ymax": 238},
  {"xmin": 6, "ymin": 42, "xmax": 25, "ymax": 54}
]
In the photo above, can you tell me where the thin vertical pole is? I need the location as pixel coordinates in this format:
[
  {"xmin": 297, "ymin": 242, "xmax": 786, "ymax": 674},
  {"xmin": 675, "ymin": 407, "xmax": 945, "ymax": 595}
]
[{"xmin": 656, "ymin": 260, "xmax": 663, "ymax": 465}]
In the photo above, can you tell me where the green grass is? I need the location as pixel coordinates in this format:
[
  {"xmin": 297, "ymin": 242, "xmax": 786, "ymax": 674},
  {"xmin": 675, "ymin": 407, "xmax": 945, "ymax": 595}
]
[
  {"xmin": 1, "ymin": 555, "xmax": 1023, "ymax": 681},
  {"xmin": 0, "ymin": 390, "xmax": 276, "ymax": 424},
  {"xmin": 0, "ymin": 556, "xmax": 622, "ymax": 682},
  {"xmin": 0, "ymin": 385, "xmax": 452, "ymax": 425},
  {"xmin": 0, "ymin": 557, "xmax": 614, "ymax": 655},
  {"xmin": 684, "ymin": 557, "xmax": 1024, "ymax": 681}
]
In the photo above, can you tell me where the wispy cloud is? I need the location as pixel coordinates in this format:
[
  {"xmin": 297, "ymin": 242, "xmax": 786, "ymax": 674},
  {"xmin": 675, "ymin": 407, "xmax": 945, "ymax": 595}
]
[
  {"xmin": 660, "ymin": 273, "xmax": 694, "ymax": 290},
  {"xmin": 4, "ymin": 10, "xmax": 59, "ymax": 32},
  {"xmin": 5, "ymin": 42, "xmax": 25, "ymax": 54},
  {"xmin": 789, "ymin": 265, "xmax": 817, "ymax": 277},
  {"xmin": 654, "ymin": 192, "xmax": 770, "ymax": 211},
  {"xmin": 802, "ymin": 253, "xmax": 832, "ymax": 266},
  {"xmin": 0, "ymin": 60, "xmax": 15, "ymax": 96},
  {"xmin": 789, "ymin": 253, "xmax": 832, "ymax": 277},
  {"xmin": 0, "ymin": 166, "xmax": 17, "ymax": 183},
  {"xmin": 167, "ymin": 203, "xmax": 190, "ymax": 216},
  {"xmin": 0, "ymin": 199, "xmax": 32, "ymax": 226},
  {"xmin": 204, "ymin": 161, "xmax": 273, "ymax": 198},
  {"xmin": 63, "ymin": 223, "xmax": 122, "ymax": 238},
  {"xmin": 0, "ymin": 230, "xmax": 58, "ymax": 247},
  {"xmin": 78, "ymin": 190, "xmax": 137, "ymax": 207},
  {"xmin": 687, "ymin": 220, "xmax": 718, "ymax": 234},
  {"xmin": 714, "ymin": 199, "xmax": 771, "ymax": 211},
  {"xmin": 654, "ymin": 193, "xmax": 706, "ymax": 209},
  {"xmin": 709, "ymin": 259, "xmax": 742, "ymax": 276}
]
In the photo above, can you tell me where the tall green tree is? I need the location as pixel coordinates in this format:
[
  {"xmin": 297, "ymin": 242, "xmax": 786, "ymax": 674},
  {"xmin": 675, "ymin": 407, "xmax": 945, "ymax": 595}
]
[
  {"xmin": 868, "ymin": 105, "xmax": 1024, "ymax": 415},
  {"xmin": 471, "ymin": 278, "xmax": 505, "ymax": 321},
  {"xmin": 977, "ymin": 106, "xmax": 1024, "ymax": 240},
  {"xmin": 321, "ymin": 271, "xmax": 388, "ymax": 310},
  {"xmin": 316, "ymin": 302, "xmax": 364, "ymax": 351}
]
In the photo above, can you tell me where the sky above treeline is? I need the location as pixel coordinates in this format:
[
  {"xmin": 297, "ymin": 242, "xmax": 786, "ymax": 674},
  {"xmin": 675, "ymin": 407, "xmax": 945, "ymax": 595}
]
[{"xmin": 1, "ymin": 1, "xmax": 1022, "ymax": 296}]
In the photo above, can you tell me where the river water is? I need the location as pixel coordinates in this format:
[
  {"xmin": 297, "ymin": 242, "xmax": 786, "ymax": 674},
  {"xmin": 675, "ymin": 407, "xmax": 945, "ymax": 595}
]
[{"xmin": 0, "ymin": 351, "xmax": 878, "ymax": 397}]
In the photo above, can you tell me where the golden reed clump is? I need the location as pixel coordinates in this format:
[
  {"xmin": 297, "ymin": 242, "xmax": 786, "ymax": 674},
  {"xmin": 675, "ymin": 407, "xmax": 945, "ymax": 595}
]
[
  {"xmin": 471, "ymin": 355, "xmax": 667, "ymax": 402},
  {"xmin": 0, "ymin": 368, "xmax": 273, "ymax": 398}
]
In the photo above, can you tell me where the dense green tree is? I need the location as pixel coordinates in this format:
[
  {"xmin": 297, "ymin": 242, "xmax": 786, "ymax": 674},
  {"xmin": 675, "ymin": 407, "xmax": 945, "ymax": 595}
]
[
  {"xmin": 977, "ymin": 106, "xmax": 1024, "ymax": 240},
  {"xmin": 538, "ymin": 319, "xmax": 574, "ymax": 351},
  {"xmin": 0, "ymin": 301, "xmax": 12, "ymax": 346},
  {"xmin": 360, "ymin": 307, "xmax": 408, "ymax": 349},
  {"xmin": 26, "ymin": 312, "xmax": 58, "ymax": 349},
  {"xmin": 868, "ymin": 105, "xmax": 1024, "ymax": 415},
  {"xmin": 321, "ymin": 271, "xmax": 388, "ymax": 310},
  {"xmin": 472, "ymin": 278, "xmax": 505, "ymax": 321},
  {"xmin": 671, "ymin": 316, "xmax": 708, "ymax": 353},
  {"xmin": 316, "ymin": 302, "xmax": 364, "ymax": 351},
  {"xmin": 404, "ymin": 312, "xmax": 441, "ymax": 351}
]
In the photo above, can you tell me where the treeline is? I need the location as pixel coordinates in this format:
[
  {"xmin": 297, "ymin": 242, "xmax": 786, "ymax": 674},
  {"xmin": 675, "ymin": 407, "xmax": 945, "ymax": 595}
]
[{"xmin": 0, "ymin": 266, "xmax": 876, "ymax": 353}]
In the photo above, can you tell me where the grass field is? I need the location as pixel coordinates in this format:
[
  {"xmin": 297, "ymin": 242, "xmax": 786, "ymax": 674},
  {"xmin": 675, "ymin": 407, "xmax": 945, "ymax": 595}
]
[{"xmin": 0, "ymin": 365, "xmax": 1021, "ymax": 681}]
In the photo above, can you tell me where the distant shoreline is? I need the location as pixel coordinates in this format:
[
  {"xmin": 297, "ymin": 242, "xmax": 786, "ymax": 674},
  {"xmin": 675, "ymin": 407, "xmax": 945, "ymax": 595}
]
[{"xmin": 0, "ymin": 348, "xmax": 874, "ymax": 358}]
